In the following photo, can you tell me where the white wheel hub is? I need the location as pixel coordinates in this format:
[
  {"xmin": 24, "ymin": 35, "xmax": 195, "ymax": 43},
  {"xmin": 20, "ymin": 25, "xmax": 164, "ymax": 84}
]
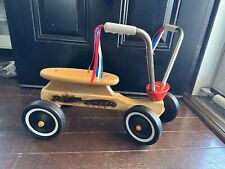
[
  {"xmin": 25, "ymin": 108, "xmax": 59, "ymax": 137},
  {"xmin": 125, "ymin": 112, "xmax": 155, "ymax": 143}
]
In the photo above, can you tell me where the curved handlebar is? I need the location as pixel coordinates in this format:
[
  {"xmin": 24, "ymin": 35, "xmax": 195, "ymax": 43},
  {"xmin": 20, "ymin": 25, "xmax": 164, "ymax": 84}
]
[
  {"xmin": 164, "ymin": 24, "xmax": 178, "ymax": 32},
  {"xmin": 104, "ymin": 22, "xmax": 137, "ymax": 35},
  {"xmin": 162, "ymin": 27, "xmax": 184, "ymax": 84},
  {"xmin": 103, "ymin": 22, "xmax": 184, "ymax": 92}
]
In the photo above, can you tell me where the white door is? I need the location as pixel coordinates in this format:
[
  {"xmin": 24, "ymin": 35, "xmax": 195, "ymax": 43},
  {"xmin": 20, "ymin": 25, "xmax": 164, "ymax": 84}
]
[{"xmin": 212, "ymin": 48, "xmax": 225, "ymax": 96}]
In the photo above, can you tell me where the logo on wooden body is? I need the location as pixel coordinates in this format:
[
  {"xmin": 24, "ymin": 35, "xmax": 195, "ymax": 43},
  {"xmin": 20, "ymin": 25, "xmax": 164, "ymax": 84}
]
[{"xmin": 52, "ymin": 95, "xmax": 117, "ymax": 107}]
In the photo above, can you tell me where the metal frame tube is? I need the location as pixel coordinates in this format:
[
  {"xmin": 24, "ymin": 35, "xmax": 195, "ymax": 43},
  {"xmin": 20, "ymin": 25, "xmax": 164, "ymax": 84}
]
[
  {"xmin": 136, "ymin": 28, "xmax": 155, "ymax": 92},
  {"xmin": 103, "ymin": 22, "xmax": 184, "ymax": 93},
  {"xmin": 162, "ymin": 28, "xmax": 184, "ymax": 84}
]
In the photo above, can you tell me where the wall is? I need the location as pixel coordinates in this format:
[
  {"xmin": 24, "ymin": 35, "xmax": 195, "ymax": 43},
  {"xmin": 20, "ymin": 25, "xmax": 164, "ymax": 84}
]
[
  {"xmin": 212, "ymin": 48, "xmax": 225, "ymax": 96},
  {"xmin": 0, "ymin": 0, "xmax": 11, "ymax": 49},
  {"xmin": 192, "ymin": 0, "xmax": 225, "ymax": 95}
]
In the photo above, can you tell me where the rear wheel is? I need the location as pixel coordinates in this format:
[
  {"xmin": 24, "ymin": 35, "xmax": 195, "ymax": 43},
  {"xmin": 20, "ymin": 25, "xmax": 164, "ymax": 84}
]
[
  {"xmin": 22, "ymin": 100, "xmax": 65, "ymax": 139},
  {"xmin": 123, "ymin": 105, "xmax": 162, "ymax": 145},
  {"xmin": 160, "ymin": 92, "xmax": 179, "ymax": 123}
]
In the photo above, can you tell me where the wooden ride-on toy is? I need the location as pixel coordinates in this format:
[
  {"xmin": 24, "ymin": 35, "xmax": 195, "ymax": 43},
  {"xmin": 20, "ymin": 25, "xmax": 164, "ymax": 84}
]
[{"xmin": 22, "ymin": 22, "xmax": 184, "ymax": 145}]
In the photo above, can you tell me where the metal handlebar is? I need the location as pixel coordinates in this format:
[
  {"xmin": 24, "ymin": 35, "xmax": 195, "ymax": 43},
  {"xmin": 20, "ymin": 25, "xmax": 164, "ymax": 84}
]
[
  {"xmin": 104, "ymin": 22, "xmax": 156, "ymax": 91},
  {"xmin": 104, "ymin": 22, "xmax": 137, "ymax": 35},
  {"xmin": 136, "ymin": 28, "xmax": 155, "ymax": 91},
  {"xmin": 103, "ymin": 22, "xmax": 184, "ymax": 92},
  {"xmin": 162, "ymin": 27, "xmax": 184, "ymax": 85}
]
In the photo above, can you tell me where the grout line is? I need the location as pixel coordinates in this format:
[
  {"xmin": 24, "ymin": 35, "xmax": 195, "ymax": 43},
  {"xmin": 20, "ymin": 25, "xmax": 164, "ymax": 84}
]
[
  {"xmin": 28, "ymin": 89, "xmax": 41, "ymax": 96},
  {"xmin": 0, "ymin": 93, "xmax": 36, "ymax": 97},
  {"xmin": 67, "ymin": 116, "xmax": 199, "ymax": 119},
  {"xmin": 60, "ymin": 130, "xmax": 211, "ymax": 134},
  {"xmin": 28, "ymin": 89, "xmax": 36, "ymax": 96},
  {"xmin": 0, "ymin": 129, "xmax": 212, "ymax": 135},
  {"xmin": 176, "ymin": 116, "xmax": 199, "ymax": 118},
  {"xmin": 1, "ymin": 146, "xmax": 225, "ymax": 156},
  {"xmin": 11, "ymin": 154, "xmax": 21, "ymax": 169}
]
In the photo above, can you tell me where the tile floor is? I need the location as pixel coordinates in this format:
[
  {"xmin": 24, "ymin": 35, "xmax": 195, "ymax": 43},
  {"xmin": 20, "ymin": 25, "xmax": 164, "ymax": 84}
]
[{"xmin": 0, "ymin": 77, "xmax": 224, "ymax": 169}]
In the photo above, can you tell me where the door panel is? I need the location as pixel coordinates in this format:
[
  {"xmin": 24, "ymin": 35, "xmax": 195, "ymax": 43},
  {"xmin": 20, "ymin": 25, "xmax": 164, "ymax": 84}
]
[
  {"xmin": 32, "ymin": 0, "xmax": 88, "ymax": 43},
  {"xmin": 118, "ymin": 0, "xmax": 179, "ymax": 49},
  {"xmin": 5, "ymin": 0, "xmax": 216, "ymax": 94}
]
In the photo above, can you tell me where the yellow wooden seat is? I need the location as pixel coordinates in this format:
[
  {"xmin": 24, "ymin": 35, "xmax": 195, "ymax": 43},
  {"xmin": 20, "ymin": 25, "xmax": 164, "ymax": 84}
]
[{"xmin": 40, "ymin": 68, "xmax": 119, "ymax": 86}]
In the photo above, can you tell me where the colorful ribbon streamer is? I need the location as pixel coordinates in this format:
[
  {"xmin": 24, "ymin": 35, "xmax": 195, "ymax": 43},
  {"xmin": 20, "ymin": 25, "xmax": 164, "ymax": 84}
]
[{"xmin": 89, "ymin": 24, "xmax": 104, "ymax": 84}]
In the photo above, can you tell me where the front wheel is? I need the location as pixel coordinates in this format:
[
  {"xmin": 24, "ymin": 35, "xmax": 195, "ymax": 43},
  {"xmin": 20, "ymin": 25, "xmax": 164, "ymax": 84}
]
[
  {"xmin": 22, "ymin": 100, "xmax": 65, "ymax": 139},
  {"xmin": 123, "ymin": 105, "xmax": 162, "ymax": 145},
  {"xmin": 160, "ymin": 92, "xmax": 180, "ymax": 123}
]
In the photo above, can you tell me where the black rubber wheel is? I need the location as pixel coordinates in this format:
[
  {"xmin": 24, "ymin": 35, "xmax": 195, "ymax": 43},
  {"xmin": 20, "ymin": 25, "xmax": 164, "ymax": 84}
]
[
  {"xmin": 22, "ymin": 100, "xmax": 65, "ymax": 139},
  {"xmin": 123, "ymin": 105, "xmax": 162, "ymax": 145},
  {"xmin": 160, "ymin": 92, "xmax": 180, "ymax": 123}
]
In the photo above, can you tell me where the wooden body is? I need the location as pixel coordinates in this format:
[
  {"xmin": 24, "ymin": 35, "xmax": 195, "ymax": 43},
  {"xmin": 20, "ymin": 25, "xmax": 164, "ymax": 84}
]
[
  {"xmin": 41, "ymin": 68, "xmax": 119, "ymax": 86},
  {"xmin": 40, "ymin": 68, "xmax": 165, "ymax": 116}
]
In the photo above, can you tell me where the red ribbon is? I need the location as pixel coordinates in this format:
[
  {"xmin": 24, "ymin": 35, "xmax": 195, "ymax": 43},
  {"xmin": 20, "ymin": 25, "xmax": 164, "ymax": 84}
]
[{"xmin": 90, "ymin": 24, "xmax": 104, "ymax": 84}]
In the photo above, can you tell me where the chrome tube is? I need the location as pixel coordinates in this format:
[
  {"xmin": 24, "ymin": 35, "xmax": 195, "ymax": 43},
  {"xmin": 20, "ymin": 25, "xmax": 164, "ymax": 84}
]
[
  {"xmin": 162, "ymin": 28, "xmax": 184, "ymax": 84},
  {"xmin": 136, "ymin": 28, "xmax": 155, "ymax": 92}
]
